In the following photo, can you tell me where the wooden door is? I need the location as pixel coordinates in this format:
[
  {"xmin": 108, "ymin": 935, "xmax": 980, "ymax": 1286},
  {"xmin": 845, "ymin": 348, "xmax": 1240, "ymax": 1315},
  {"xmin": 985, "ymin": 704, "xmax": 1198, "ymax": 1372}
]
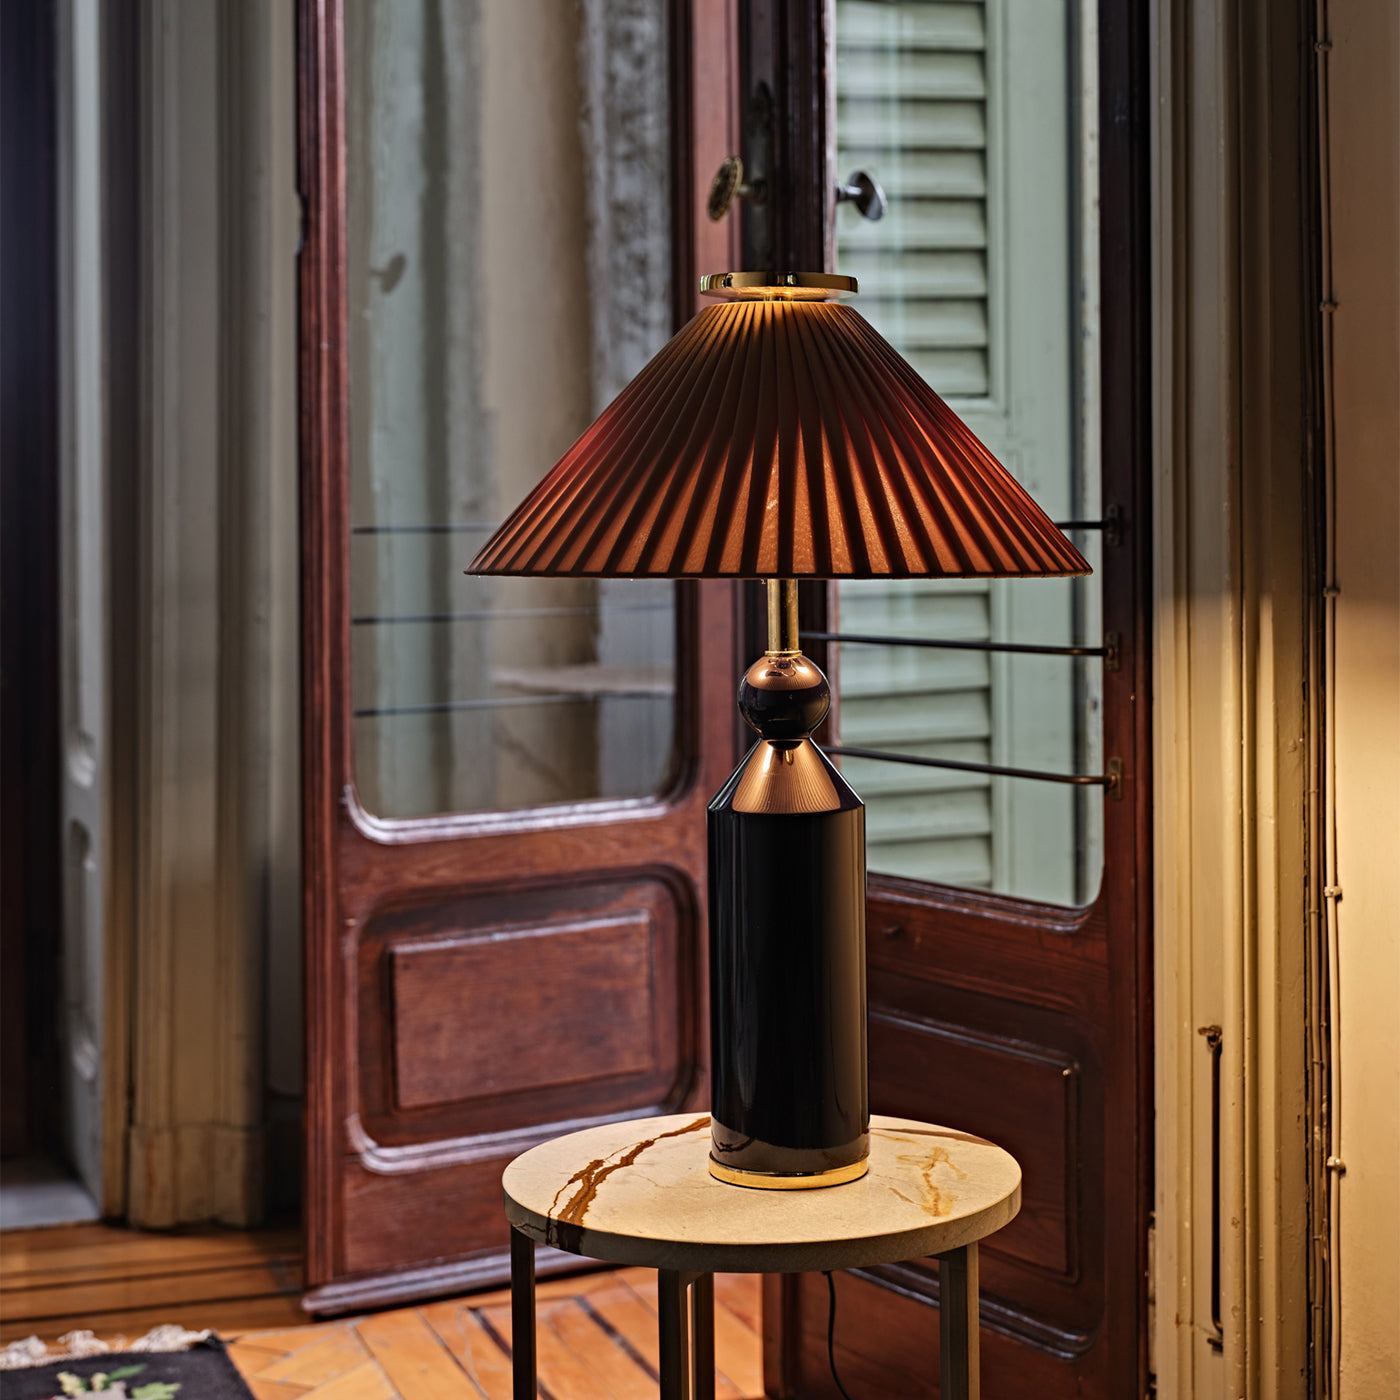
[
  {"xmin": 297, "ymin": 0, "xmax": 742, "ymax": 1313},
  {"xmin": 754, "ymin": 4, "xmax": 1154, "ymax": 1397}
]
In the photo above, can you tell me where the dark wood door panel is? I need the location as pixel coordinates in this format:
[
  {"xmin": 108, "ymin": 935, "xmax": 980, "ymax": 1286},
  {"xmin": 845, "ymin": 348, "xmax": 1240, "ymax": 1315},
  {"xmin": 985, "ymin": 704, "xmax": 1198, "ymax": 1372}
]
[
  {"xmin": 357, "ymin": 873, "xmax": 700, "ymax": 1144},
  {"xmin": 390, "ymin": 908, "xmax": 661, "ymax": 1111},
  {"xmin": 771, "ymin": 1266, "xmax": 1110, "ymax": 1400},
  {"xmin": 339, "ymin": 1153, "xmax": 511, "ymax": 1279},
  {"xmin": 870, "ymin": 1004, "xmax": 1099, "ymax": 1293},
  {"xmin": 336, "ymin": 772, "xmax": 716, "ymax": 904},
  {"xmin": 765, "ymin": 918, "xmax": 1117, "ymax": 1388},
  {"xmin": 866, "ymin": 961, "xmax": 1107, "ymax": 1349},
  {"xmin": 325, "ymin": 1151, "xmax": 602, "ymax": 1313},
  {"xmin": 867, "ymin": 879, "xmax": 1109, "ymax": 1016},
  {"xmin": 303, "ymin": 590, "xmax": 735, "ymax": 1313}
]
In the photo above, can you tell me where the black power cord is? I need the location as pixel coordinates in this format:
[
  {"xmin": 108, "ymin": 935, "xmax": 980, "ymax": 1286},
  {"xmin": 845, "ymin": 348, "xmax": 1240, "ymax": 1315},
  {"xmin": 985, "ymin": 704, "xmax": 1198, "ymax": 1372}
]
[{"xmin": 824, "ymin": 1270, "xmax": 861, "ymax": 1400}]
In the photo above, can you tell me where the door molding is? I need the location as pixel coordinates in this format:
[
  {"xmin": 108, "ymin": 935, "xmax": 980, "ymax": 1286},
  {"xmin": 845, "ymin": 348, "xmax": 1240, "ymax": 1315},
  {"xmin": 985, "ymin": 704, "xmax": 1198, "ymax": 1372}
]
[
  {"xmin": 55, "ymin": 0, "xmax": 120, "ymax": 1213},
  {"xmin": 1149, "ymin": 0, "xmax": 1319, "ymax": 1393}
]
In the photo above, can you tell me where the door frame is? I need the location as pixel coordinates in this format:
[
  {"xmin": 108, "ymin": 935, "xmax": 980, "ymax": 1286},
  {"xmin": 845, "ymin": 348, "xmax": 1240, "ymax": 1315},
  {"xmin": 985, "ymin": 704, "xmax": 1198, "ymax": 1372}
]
[
  {"xmin": 753, "ymin": 2, "xmax": 1156, "ymax": 1393},
  {"xmin": 296, "ymin": 0, "xmax": 747, "ymax": 1309},
  {"xmin": 1149, "ymin": 0, "xmax": 1321, "ymax": 1393}
]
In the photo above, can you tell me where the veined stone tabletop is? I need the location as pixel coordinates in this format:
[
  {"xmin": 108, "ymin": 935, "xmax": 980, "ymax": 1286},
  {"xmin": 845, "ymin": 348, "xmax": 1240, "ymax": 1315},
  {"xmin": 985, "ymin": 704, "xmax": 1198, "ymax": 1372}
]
[{"xmin": 503, "ymin": 1113, "xmax": 1021, "ymax": 1274}]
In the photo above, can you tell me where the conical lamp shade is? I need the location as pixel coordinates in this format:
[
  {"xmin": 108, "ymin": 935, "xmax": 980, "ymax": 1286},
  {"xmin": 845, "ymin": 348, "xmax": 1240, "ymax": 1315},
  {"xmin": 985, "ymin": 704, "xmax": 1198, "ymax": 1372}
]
[{"xmin": 470, "ymin": 282, "xmax": 1088, "ymax": 579}]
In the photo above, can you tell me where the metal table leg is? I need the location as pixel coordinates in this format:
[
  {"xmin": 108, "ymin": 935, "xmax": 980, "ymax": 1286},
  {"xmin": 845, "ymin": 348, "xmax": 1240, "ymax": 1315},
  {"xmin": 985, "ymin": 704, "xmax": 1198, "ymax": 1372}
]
[
  {"xmin": 658, "ymin": 1269, "xmax": 693, "ymax": 1400},
  {"xmin": 938, "ymin": 1242, "xmax": 980, "ymax": 1400},
  {"xmin": 511, "ymin": 1226, "xmax": 536, "ymax": 1400},
  {"xmin": 690, "ymin": 1272, "xmax": 715, "ymax": 1400}
]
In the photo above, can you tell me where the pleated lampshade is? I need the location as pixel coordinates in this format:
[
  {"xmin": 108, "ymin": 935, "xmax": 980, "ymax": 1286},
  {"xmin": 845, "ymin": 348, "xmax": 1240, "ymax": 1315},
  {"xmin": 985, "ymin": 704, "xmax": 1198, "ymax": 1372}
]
[{"xmin": 470, "ymin": 273, "xmax": 1089, "ymax": 580}]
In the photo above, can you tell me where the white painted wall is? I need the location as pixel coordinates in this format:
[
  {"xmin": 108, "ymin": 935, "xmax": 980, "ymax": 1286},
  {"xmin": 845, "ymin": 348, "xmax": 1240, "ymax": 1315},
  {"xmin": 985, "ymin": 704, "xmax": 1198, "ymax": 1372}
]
[{"xmin": 1327, "ymin": 3, "xmax": 1400, "ymax": 1394}]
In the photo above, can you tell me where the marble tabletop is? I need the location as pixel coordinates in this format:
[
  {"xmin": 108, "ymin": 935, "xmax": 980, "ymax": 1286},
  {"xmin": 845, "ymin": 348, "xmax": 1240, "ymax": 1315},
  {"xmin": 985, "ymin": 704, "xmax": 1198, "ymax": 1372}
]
[{"xmin": 503, "ymin": 1113, "xmax": 1021, "ymax": 1274}]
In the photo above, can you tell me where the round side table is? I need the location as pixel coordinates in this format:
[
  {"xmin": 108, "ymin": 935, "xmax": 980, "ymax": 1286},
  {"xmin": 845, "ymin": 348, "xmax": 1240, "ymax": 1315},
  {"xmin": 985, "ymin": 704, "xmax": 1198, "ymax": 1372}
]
[{"xmin": 503, "ymin": 1112, "xmax": 1020, "ymax": 1400}]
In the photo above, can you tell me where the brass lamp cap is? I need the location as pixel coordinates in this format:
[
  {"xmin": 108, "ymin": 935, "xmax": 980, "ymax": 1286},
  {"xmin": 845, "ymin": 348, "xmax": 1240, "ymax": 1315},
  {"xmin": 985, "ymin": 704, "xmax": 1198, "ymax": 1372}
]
[{"xmin": 699, "ymin": 271, "xmax": 858, "ymax": 300}]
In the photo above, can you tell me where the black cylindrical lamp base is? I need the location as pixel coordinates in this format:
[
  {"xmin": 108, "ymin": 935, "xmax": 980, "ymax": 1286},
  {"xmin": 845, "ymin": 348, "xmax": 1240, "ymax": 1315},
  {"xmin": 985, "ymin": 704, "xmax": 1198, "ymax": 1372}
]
[{"xmin": 706, "ymin": 649, "xmax": 869, "ymax": 1189}]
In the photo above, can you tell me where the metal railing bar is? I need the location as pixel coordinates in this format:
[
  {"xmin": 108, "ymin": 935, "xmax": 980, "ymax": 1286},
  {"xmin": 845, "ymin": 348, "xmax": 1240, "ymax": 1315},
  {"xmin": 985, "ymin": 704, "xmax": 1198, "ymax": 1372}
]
[
  {"xmin": 802, "ymin": 630, "xmax": 1108, "ymax": 659},
  {"xmin": 821, "ymin": 744, "xmax": 1116, "ymax": 789},
  {"xmin": 352, "ymin": 602, "xmax": 672, "ymax": 626},
  {"xmin": 355, "ymin": 692, "xmax": 670, "ymax": 718}
]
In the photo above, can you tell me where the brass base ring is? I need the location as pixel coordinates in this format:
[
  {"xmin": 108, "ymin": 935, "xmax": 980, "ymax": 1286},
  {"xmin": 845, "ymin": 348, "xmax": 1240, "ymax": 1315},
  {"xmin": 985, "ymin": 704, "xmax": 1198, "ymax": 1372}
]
[{"xmin": 708, "ymin": 1156, "xmax": 869, "ymax": 1190}]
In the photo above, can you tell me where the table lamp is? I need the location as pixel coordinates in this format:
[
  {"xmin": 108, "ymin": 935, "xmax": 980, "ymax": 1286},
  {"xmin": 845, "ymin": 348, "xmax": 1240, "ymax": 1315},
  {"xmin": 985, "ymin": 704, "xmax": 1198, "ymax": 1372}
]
[{"xmin": 470, "ymin": 271, "xmax": 1089, "ymax": 1189}]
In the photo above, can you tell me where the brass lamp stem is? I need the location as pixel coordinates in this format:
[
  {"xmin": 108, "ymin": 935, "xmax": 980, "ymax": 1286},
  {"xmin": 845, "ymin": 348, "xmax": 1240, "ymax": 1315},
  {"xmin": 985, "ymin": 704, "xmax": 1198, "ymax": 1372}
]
[{"xmin": 766, "ymin": 578, "xmax": 801, "ymax": 655}]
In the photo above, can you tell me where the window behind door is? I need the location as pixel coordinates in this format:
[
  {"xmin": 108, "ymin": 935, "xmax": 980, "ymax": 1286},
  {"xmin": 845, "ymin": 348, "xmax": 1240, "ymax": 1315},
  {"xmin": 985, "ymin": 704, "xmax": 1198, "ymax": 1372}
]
[{"xmin": 832, "ymin": 0, "xmax": 1104, "ymax": 904}]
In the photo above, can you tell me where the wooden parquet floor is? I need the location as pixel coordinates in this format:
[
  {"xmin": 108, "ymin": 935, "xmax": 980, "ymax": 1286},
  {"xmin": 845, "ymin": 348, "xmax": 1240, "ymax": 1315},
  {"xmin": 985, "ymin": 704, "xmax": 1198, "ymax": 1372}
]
[
  {"xmin": 227, "ymin": 1270, "xmax": 762, "ymax": 1400},
  {"xmin": 0, "ymin": 1222, "xmax": 306, "ymax": 1342},
  {"xmin": 0, "ymin": 1223, "xmax": 764, "ymax": 1399}
]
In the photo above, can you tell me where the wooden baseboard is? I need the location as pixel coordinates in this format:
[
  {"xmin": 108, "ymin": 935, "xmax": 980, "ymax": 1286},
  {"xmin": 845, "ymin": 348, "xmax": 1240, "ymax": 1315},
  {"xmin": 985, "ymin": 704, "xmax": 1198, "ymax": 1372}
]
[{"xmin": 301, "ymin": 1243, "xmax": 604, "ymax": 1317}]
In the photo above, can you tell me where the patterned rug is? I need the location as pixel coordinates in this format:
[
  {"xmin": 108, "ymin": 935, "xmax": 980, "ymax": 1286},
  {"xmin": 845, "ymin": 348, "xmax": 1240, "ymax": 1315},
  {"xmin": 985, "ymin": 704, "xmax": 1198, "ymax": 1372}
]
[{"xmin": 0, "ymin": 1331, "xmax": 252, "ymax": 1400}]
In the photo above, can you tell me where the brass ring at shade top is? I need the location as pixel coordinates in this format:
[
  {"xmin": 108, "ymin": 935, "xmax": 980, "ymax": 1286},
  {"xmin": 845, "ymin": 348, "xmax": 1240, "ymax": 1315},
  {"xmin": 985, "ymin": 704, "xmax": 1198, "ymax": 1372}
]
[{"xmin": 700, "ymin": 270, "xmax": 858, "ymax": 299}]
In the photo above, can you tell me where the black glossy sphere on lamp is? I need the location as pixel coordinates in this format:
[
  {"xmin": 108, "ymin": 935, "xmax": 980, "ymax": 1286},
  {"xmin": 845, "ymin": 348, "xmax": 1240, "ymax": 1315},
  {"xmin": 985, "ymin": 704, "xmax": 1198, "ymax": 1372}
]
[{"xmin": 470, "ymin": 272, "xmax": 1089, "ymax": 1188}]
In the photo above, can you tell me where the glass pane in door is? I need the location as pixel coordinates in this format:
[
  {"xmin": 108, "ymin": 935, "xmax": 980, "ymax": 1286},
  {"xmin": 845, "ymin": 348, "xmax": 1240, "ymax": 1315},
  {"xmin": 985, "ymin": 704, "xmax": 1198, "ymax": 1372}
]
[
  {"xmin": 833, "ymin": 0, "xmax": 1104, "ymax": 904},
  {"xmin": 346, "ymin": 0, "xmax": 677, "ymax": 819}
]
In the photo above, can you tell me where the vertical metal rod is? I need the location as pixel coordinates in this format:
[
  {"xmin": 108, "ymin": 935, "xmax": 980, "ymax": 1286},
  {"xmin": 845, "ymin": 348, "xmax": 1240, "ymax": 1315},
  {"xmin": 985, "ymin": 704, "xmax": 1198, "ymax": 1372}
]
[
  {"xmin": 690, "ymin": 1273, "xmax": 715, "ymax": 1400},
  {"xmin": 510, "ymin": 1227, "xmax": 536, "ymax": 1399},
  {"xmin": 938, "ymin": 1243, "xmax": 980, "ymax": 1400},
  {"xmin": 1199, "ymin": 1024, "xmax": 1225, "ymax": 1348},
  {"xmin": 658, "ymin": 1270, "xmax": 693, "ymax": 1400},
  {"xmin": 766, "ymin": 577, "xmax": 800, "ymax": 654}
]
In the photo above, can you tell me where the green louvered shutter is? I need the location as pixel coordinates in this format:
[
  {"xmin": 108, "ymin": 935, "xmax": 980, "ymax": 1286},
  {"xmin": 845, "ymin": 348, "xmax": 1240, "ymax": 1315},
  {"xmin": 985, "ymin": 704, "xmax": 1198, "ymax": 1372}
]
[
  {"xmin": 835, "ymin": 0, "xmax": 997, "ymax": 888},
  {"xmin": 834, "ymin": 0, "xmax": 1099, "ymax": 903}
]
